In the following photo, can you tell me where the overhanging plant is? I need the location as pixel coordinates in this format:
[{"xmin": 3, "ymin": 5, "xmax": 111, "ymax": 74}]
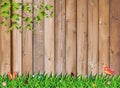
[{"xmin": 0, "ymin": 0, "xmax": 54, "ymax": 31}]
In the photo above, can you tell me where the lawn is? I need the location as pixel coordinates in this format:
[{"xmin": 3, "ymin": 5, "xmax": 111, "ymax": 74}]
[{"xmin": 0, "ymin": 72, "xmax": 120, "ymax": 88}]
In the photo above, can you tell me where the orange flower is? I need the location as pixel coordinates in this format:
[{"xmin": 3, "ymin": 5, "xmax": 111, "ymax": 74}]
[
  {"xmin": 104, "ymin": 66, "xmax": 114, "ymax": 75},
  {"xmin": 7, "ymin": 72, "xmax": 17, "ymax": 80}
]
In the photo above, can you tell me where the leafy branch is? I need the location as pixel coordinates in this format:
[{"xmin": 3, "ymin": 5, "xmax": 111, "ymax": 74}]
[{"xmin": 0, "ymin": 0, "xmax": 54, "ymax": 31}]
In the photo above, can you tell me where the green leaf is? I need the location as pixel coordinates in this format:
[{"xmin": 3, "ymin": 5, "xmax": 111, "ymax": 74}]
[
  {"xmin": 26, "ymin": 24, "xmax": 32, "ymax": 30},
  {"xmin": 29, "ymin": 10, "xmax": 32, "ymax": 13},
  {"xmin": 22, "ymin": 17, "xmax": 26, "ymax": 21},
  {"xmin": 45, "ymin": 5, "xmax": 53, "ymax": 10},
  {"xmin": 9, "ymin": 26, "xmax": 13, "ymax": 31},
  {"xmin": 0, "ymin": 1, "xmax": 10, "ymax": 11},
  {"xmin": 50, "ymin": 11, "xmax": 55, "ymax": 17},
  {"xmin": 19, "ymin": 26, "xmax": 23, "ymax": 30},
  {"xmin": 1, "ymin": 11, "xmax": 10, "ymax": 19},
  {"xmin": 37, "ymin": 13, "xmax": 44, "ymax": 20},
  {"xmin": 12, "ymin": 22, "xmax": 19, "ymax": 28},
  {"xmin": 23, "ymin": 5, "xmax": 30, "ymax": 12},
  {"xmin": 38, "ymin": 8, "xmax": 44, "ymax": 13},
  {"xmin": 34, "ymin": 17, "xmax": 38, "ymax": 22},
  {"xmin": 1, "ymin": 21, "xmax": 7, "ymax": 26},
  {"xmin": 41, "ymin": 11, "xmax": 47, "ymax": 16},
  {"xmin": 12, "ymin": 7, "xmax": 19, "ymax": 12},
  {"xmin": 12, "ymin": 2, "xmax": 22, "ymax": 7},
  {"xmin": 12, "ymin": 2, "xmax": 22, "ymax": 12},
  {"xmin": 26, "ymin": 17, "xmax": 32, "ymax": 23},
  {"xmin": 40, "ymin": 2, "xmax": 44, "ymax": 7},
  {"xmin": 11, "ymin": 14, "xmax": 19, "ymax": 21}
]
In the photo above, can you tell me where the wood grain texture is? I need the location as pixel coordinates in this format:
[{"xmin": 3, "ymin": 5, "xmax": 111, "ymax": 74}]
[
  {"xmin": 33, "ymin": 0, "xmax": 44, "ymax": 74},
  {"xmin": 0, "ymin": 15, "xmax": 11, "ymax": 74},
  {"xmin": 99, "ymin": 0, "xmax": 110, "ymax": 74},
  {"xmin": 44, "ymin": 0, "xmax": 54, "ymax": 74},
  {"xmin": 88, "ymin": 0, "xmax": 99, "ymax": 75},
  {"xmin": 110, "ymin": 0, "xmax": 120, "ymax": 75},
  {"xmin": 77, "ymin": 0, "xmax": 88, "ymax": 76},
  {"xmin": 1, "ymin": 0, "xmax": 120, "ymax": 76},
  {"xmin": 12, "ymin": 0, "xmax": 22, "ymax": 74},
  {"xmin": 66, "ymin": 0, "xmax": 77, "ymax": 75},
  {"xmin": 22, "ymin": 0, "xmax": 33, "ymax": 74},
  {"xmin": 55, "ymin": 0, "xmax": 66, "ymax": 74}
]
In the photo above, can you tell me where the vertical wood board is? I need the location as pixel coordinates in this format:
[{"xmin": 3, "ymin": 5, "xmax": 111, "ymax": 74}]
[
  {"xmin": 99, "ymin": 0, "xmax": 110, "ymax": 74},
  {"xmin": 66, "ymin": 0, "xmax": 77, "ymax": 75},
  {"xmin": 12, "ymin": 0, "xmax": 22, "ymax": 74},
  {"xmin": 88, "ymin": 0, "xmax": 99, "ymax": 75},
  {"xmin": 110, "ymin": 0, "xmax": 120, "ymax": 75},
  {"xmin": 33, "ymin": 0, "xmax": 44, "ymax": 73},
  {"xmin": 0, "ymin": 12, "xmax": 11, "ymax": 74},
  {"xmin": 22, "ymin": 0, "xmax": 33, "ymax": 74},
  {"xmin": 44, "ymin": 0, "xmax": 54, "ymax": 74},
  {"xmin": 55, "ymin": 0, "xmax": 66, "ymax": 74},
  {"xmin": 77, "ymin": 0, "xmax": 88, "ymax": 76}
]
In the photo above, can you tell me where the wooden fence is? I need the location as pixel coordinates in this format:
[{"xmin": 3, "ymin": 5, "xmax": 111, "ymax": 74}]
[{"xmin": 0, "ymin": 0, "xmax": 120, "ymax": 75}]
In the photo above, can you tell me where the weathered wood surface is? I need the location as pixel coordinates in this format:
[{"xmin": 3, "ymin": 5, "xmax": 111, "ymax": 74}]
[
  {"xmin": 66, "ymin": 0, "xmax": 77, "ymax": 75},
  {"xmin": 22, "ymin": 0, "xmax": 33, "ymax": 74},
  {"xmin": 77, "ymin": 0, "xmax": 88, "ymax": 76},
  {"xmin": 0, "ymin": 0, "xmax": 120, "ymax": 75},
  {"xmin": 0, "ymin": 10, "xmax": 11, "ymax": 74},
  {"xmin": 88, "ymin": 0, "xmax": 99, "ymax": 75},
  {"xmin": 55, "ymin": 0, "xmax": 66, "ymax": 74},
  {"xmin": 33, "ymin": 0, "xmax": 44, "ymax": 74},
  {"xmin": 99, "ymin": 0, "xmax": 110, "ymax": 74},
  {"xmin": 44, "ymin": 0, "xmax": 54, "ymax": 74},
  {"xmin": 110, "ymin": 0, "xmax": 120, "ymax": 75},
  {"xmin": 12, "ymin": 0, "xmax": 22, "ymax": 74}
]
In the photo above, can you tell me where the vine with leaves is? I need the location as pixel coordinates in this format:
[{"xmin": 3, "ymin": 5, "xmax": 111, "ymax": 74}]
[{"xmin": 0, "ymin": 0, "xmax": 54, "ymax": 31}]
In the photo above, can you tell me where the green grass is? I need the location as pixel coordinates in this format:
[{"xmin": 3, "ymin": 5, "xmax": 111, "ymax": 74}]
[{"xmin": 0, "ymin": 73, "xmax": 120, "ymax": 88}]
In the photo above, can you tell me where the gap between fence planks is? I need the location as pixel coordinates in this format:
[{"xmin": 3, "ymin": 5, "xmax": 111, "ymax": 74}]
[
  {"xmin": 110, "ymin": 0, "xmax": 120, "ymax": 75},
  {"xmin": 33, "ymin": 0, "xmax": 44, "ymax": 74},
  {"xmin": 44, "ymin": 0, "xmax": 54, "ymax": 74},
  {"xmin": 55, "ymin": 0, "xmax": 66, "ymax": 74},
  {"xmin": 77, "ymin": 0, "xmax": 88, "ymax": 76},
  {"xmin": 88, "ymin": 0, "xmax": 99, "ymax": 75},
  {"xmin": 22, "ymin": 0, "xmax": 33, "ymax": 74},
  {"xmin": 66, "ymin": 0, "xmax": 77, "ymax": 75},
  {"xmin": 99, "ymin": 0, "xmax": 110, "ymax": 74}
]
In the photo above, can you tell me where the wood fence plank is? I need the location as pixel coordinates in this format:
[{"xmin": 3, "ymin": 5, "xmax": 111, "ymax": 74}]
[
  {"xmin": 22, "ymin": 0, "xmax": 33, "ymax": 74},
  {"xmin": 33, "ymin": 0, "xmax": 44, "ymax": 74},
  {"xmin": 55, "ymin": 0, "xmax": 66, "ymax": 74},
  {"xmin": 0, "ymin": 12, "xmax": 11, "ymax": 74},
  {"xmin": 66, "ymin": 0, "xmax": 77, "ymax": 75},
  {"xmin": 77, "ymin": 0, "xmax": 88, "ymax": 76},
  {"xmin": 44, "ymin": 0, "xmax": 54, "ymax": 74},
  {"xmin": 99, "ymin": 0, "xmax": 110, "ymax": 74},
  {"xmin": 110, "ymin": 0, "xmax": 120, "ymax": 75},
  {"xmin": 12, "ymin": 0, "xmax": 22, "ymax": 74},
  {"xmin": 88, "ymin": 0, "xmax": 99, "ymax": 75}
]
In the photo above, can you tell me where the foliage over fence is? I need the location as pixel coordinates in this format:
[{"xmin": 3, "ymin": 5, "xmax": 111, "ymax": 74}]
[{"xmin": 0, "ymin": 0, "xmax": 54, "ymax": 31}]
